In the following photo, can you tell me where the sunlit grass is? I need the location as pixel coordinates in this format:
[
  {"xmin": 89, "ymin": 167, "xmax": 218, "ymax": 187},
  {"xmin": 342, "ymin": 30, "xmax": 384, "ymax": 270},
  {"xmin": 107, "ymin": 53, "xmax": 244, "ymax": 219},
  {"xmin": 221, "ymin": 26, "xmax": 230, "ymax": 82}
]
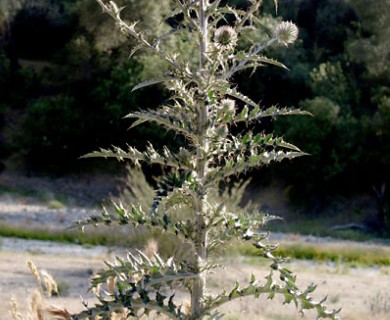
[
  {"xmin": 268, "ymin": 219, "xmax": 375, "ymax": 242},
  {"xmin": 236, "ymin": 242, "xmax": 390, "ymax": 267},
  {"xmin": 2, "ymin": 223, "xmax": 389, "ymax": 267},
  {"xmin": 0, "ymin": 223, "xmax": 186, "ymax": 255}
]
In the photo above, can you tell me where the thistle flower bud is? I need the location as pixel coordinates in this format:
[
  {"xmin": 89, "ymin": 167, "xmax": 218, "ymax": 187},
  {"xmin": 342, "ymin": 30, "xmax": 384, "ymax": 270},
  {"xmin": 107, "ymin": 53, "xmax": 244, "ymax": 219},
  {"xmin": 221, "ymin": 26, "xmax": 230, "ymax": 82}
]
[
  {"xmin": 214, "ymin": 26, "xmax": 238, "ymax": 51},
  {"xmin": 216, "ymin": 99, "xmax": 236, "ymax": 120},
  {"xmin": 220, "ymin": 99, "xmax": 236, "ymax": 113},
  {"xmin": 275, "ymin": 21, "xmax": 298, "ymax": 46},
  {"xmin": 214, "ymin": 124, "xmax": 229, "ymax": 138}
]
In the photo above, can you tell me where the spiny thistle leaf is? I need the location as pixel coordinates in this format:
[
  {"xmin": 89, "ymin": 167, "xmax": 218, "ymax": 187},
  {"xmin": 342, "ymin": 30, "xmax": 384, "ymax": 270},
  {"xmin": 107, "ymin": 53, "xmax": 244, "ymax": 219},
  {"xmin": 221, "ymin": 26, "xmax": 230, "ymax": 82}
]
[
  {"xmin": 71, "ymin": 202, "xmax": 147, "ymax": 229},
  {"xmin": 82, "ymin": 144, "xmax": 194, "ymax": 170},
  {"xmin": 260, "ymin": 105, "xmax": 312, "ymax": 118},
  {"xmin": 75, "ymin": 296, "xmax": 188, "ymax": 319},
  {"xmin": 226, "ymin": 87, "xmax": 259, "ymax": 108},
  {"xmin": 273, "ymin": 0, "xmax": 278, "ymax": 14},
  {"xmin": 150, "ymin": 169, "xmax": 194, "ymax": 215},
  {"xmin": 233, "ymin": 54, "xmax": 288, "ymax": 70},
  {"xmin": 132, "ymin": 79, "xmax": 171, "ymax": 92},
  {"xmin": 215, "ymin": 6, "xmax": 246, "ymax": 23},
  {"xmin": 208, "ymin": 208, "xmax": 279, "ymax": 254},
  {"xmin": 90, "ymin": 250, "xmax": 197, "ymax": 290},
  {"xmin": 225, "ymin": 105, "xmax": 311, "ymax": 126},
  {"xmin": 72, "ymin": 199, "xmax": 198, "ymax": 241},
  {"xmin": 206, "ymin": 132, "xmax": 307, "ymax": 182},
  {"xmin": 207, "ymin": 148, "xmax": 306, "ymax": 183},
  {"xmin": 207, "ymin": 0, "xmax": 222, "ymax": 14},
  {"xmin": 203, "ymin": 272, "xmax": 340, "ymax": 320},
  {"xmin": 129, "ymin": 43, "xmax": 144, "ymax": 58},
  {"xmin": 164, "ymin": 185, "xmax": 196, "ymax": 210},
  {"xmin": 126, "ymin": 106, "xmax": 198, "ymax": 141}
]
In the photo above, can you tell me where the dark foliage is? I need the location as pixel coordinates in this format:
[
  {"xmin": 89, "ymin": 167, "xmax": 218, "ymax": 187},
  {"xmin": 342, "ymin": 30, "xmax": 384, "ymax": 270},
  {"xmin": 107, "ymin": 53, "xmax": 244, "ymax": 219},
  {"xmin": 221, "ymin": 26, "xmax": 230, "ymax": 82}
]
[{"xmin": 0, "ymin": 0, "xmax": 389, "ymax": 227}]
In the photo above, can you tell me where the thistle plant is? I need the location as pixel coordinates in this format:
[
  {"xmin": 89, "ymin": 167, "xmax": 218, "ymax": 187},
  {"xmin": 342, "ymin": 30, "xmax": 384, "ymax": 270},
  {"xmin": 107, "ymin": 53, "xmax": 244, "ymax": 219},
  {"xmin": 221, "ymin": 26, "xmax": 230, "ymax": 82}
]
[{"xmin": 73, "ymin": 0, "xmax": 340, "ymax": 319}]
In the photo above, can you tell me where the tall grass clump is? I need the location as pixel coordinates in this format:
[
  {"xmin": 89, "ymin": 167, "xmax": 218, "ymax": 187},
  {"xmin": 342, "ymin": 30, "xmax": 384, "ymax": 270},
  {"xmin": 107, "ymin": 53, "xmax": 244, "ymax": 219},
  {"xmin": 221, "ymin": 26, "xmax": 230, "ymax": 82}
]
[
  {"xmin": 11, "ymin": 261, "xmax": 71, "ymax": 320},
  {"xmin": 71, "ymin": 0, "xmax": 340, "ymax": 319}
]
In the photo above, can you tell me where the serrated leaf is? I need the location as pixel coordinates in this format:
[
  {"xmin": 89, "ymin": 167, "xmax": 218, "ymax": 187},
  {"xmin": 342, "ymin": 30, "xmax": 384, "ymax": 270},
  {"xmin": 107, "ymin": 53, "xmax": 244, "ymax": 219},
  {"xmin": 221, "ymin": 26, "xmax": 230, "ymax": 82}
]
[
  {"xmin": 208, "ymin": 90, "xmax": 216, "ymax": 104},
  {"xmin": 277, "ymin": 140, "xmax": 302, "ymax": 152},
  {"xmin": 273, "ymin": 0, "xmax": 278, "ymax": 14},
  {"xmin": 253, "ymin": 56, "xmax": 288, "ymax": 69},
  {"xmin": 248, "ymin": 105, "xmax": 261, "ymax": 119},
  {"xmin": 132, "ymin": 79, "xmax": 169, "ymax": 92},
  {"xmin": 156, "ymin": 292, "xmax": 166, "ymax": 307},
  {"xmin": 218, "ymin": 6, "xmax": 245, "ymax": 19},
  {"xmin": 234, "ymin": 55, "xmax": 288, "ymax": 70},
  {"xmin": 301, "ymin": 299, "xmax": 315, "ymax": 310},
  {"xmin": 232, "ymin": 105, "xmax": 312, "ymax": 125},
  {"xmin": 129, "ymin": 43, "xmax": 143, "ymax": 58},
  {"xmin": 237, "ymin": 105, "xmax": 249, "ymax": 120},
  {"xmin": 125, "ymin": 106, "xmax": 197, "ymax": 140},
  {"xmin": 249, "ymin": 154, "xmax": 261, "ymax": 165},
  {"xmin": 306, "ymin": 283, "xmax": 317, "ymax": 294},
  {"xmin": 268, "ymin": 291, "xmax": 275, "ymax": 300},
  {"xmin": 168, "ymin": 294, "xmax": 176, "ymax": 313},
  {"xmin": 207, "ymin": 0, "xmax": 222, "ymax": 13},
  {"xmin": 129, "ymin": 118, "xmax": 148, "ymax": 129},
  {"xmin": 242, "ymin": 133, "xmax": 251, "ymax": 144},
  {"xmin": 283, "ymin": 293, "xmax": 295, "ymax": 305},
  {"xmin": 226, "ymin": 88, "xmax": 259, "ymax": 108}
]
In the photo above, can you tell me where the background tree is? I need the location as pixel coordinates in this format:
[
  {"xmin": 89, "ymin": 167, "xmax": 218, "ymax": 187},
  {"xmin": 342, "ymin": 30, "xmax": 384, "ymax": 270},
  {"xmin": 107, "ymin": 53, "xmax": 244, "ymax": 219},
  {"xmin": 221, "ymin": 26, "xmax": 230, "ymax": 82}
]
[
  {"xmin": 270, "ymin": 0, "xmax": 390, "ymax": 230},
  {"xmin": 0, "ymin": 0, "xmax": 173, "ymax": 173}
]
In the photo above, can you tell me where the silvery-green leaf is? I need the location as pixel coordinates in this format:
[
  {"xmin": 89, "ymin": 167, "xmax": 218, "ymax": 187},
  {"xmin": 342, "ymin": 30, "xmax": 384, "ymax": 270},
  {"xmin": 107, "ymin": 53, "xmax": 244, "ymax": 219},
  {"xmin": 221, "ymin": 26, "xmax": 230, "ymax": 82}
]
[{"xmin": 132, "ymin": 79, "xmax": 169, "ymax": 92}]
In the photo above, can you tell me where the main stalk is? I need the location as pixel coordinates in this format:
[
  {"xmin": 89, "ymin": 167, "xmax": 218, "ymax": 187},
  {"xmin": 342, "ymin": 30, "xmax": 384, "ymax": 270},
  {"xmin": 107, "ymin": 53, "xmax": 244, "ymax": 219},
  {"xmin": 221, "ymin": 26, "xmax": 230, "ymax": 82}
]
[{"xmin": 191, "ymin": 0, "xmax": 209, "ymax": 318}]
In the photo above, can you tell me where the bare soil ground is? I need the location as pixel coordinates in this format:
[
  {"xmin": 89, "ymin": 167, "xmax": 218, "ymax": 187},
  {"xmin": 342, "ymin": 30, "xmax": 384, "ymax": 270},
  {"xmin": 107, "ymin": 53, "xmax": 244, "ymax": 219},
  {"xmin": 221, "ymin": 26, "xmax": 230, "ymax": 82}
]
[
  {"xmin": 1, "ymin": 172, "xmax": 389, "ymax": 320},
  {"xmin": 1, "ymin": 248, "xmax": 389, "ymax": 320}
]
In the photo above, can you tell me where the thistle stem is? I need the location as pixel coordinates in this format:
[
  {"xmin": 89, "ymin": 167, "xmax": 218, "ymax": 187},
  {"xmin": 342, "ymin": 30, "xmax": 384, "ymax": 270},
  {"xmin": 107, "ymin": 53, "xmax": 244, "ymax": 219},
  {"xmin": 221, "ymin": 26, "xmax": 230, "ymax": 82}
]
[
  {"xmin": 191, "ymin": 0, "xmax": 209, "ymax": 318},
  {"xmin": 199, "ymin": 0, "xmax": 208, "ymax": 70}
]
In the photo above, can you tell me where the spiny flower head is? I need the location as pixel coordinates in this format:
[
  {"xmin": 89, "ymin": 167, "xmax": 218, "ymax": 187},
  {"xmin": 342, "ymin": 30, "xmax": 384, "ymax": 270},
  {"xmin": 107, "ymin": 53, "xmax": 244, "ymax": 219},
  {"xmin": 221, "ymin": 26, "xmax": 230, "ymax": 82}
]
[
  {"xmin": 220, "ymin": 99, "xmax": 236, "ymax": 112},
  {"xmin": 214, "ymin": 26, "xmax": 238, "ymax": 51},
  {"xmin": 216, "ymin": 99, "xmax": 236, "ymax": 119},
  {"xmin": 275, "ymin": 21, "xmax": 298, "ymax": 46}
]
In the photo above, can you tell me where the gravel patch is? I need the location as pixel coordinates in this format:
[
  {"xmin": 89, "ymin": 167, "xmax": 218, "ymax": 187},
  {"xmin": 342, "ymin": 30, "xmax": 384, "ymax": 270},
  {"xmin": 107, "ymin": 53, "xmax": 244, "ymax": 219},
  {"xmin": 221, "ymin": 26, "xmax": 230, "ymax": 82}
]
[
  {"xmin": 0, "ymin": 193, "xmax": 100, "ymax": 230},
  {"xmin": 0, "ymin": 171, "xmax": 120, "ymax": 230},
  {"xmin": 0, "ymin": 237, "xmax": 114, "ymax": 257}
]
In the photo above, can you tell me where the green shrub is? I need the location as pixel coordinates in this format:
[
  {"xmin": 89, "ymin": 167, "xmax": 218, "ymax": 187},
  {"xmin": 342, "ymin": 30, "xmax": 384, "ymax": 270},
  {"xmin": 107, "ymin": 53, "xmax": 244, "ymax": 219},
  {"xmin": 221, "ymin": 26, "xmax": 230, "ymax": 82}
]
[{"xmin": 21, "ymin": 94, "xmax": 81, "ymax": 172}]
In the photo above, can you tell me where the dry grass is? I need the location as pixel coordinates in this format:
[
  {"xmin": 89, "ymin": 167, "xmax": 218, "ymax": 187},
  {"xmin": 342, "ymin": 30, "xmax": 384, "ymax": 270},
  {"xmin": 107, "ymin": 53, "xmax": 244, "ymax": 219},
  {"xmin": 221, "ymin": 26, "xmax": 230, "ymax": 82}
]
[
  {"xmin": 236, "ymin": 239, "xmax": 390, "ymax": 267},
  {"xmin": 12, "ymin": 260, "xmax": 71, "ymax": 320}
]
